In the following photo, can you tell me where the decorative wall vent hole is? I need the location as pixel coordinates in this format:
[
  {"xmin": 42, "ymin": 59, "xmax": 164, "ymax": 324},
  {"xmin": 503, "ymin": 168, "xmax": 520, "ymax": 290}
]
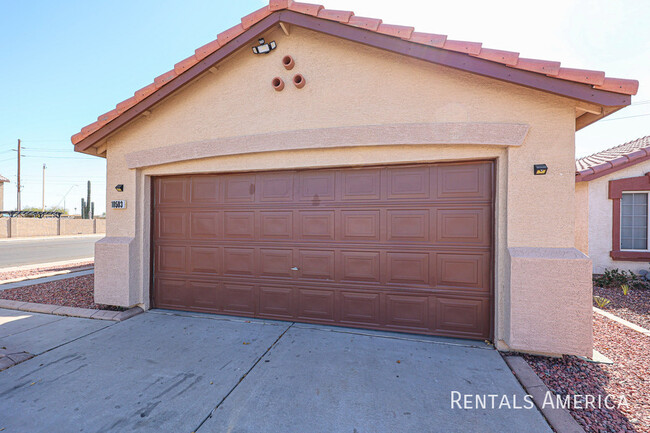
[
  {"xmin": 293, "ymin": 74, "xmax": 306, "ymax": 89},
  {"xmin": 282, "ymin": 55, "xmax": 295, "ymax": 70},
  {"xmin": 272, "ymin": 77, "xmax": 285, "ymax": 91}
]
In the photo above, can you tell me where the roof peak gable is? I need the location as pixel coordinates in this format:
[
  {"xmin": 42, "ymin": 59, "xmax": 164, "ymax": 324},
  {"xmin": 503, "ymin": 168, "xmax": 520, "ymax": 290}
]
[{"xmin": 72, "ymin": 1, "xmax": 638, "ymax": 153}]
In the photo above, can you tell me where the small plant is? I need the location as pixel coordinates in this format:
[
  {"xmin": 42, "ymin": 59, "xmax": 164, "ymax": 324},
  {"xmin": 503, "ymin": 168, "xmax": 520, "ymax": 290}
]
[
  {"xmin": 621, "ymin": 284, "xmax": 630, "ymax": 296},
  {"xmin": 593, "ymin": 296, "xmax": 611, "ymax": 309},
  {"xmin": 593, "ymin": 268, "xmax": 650, "ymax": 290}
]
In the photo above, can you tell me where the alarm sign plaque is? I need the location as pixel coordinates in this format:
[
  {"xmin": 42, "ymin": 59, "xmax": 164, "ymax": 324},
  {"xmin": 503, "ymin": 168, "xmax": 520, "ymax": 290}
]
[{"xmin": 111, "ymin": 200, "xmax": 126, "ymax": 209}]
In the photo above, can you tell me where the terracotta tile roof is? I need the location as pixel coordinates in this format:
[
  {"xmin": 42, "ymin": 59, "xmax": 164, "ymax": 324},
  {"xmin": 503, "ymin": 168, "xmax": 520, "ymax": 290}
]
[
  {"xmin": 0, "ymin": 174, "xmax": 9, "ymax": 183},
  {"xmin": 575, "ymin": 136, "xmax": 650, "ymax": 182},
  {"xmin": 71, "ymin": 1, "xmax": 639, "ymax": 147}
]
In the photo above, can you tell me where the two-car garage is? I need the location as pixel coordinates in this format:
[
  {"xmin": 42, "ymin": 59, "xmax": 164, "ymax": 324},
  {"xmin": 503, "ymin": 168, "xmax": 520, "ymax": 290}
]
[{"xmin": 152, "ymin": 161, "xmax": 494, "ymax": 339}]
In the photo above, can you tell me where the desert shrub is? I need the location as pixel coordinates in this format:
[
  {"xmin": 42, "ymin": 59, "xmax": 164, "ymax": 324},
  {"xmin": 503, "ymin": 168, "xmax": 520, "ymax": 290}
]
[{"xmin": 593, "ymin": 268, "xmax": 650, "ymax": 290}]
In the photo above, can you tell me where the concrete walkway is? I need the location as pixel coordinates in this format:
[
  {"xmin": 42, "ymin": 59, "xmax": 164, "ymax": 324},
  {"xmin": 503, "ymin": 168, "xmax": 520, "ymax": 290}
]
[{"xmin": 0, "ymin": 308, "xmax": 552, "ymax": 433}]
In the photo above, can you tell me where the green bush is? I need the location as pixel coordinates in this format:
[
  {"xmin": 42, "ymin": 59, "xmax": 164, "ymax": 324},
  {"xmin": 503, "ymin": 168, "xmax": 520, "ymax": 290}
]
[{"xmin": 593, "ymin": 268, "xmax": 650, "ymax": 290}]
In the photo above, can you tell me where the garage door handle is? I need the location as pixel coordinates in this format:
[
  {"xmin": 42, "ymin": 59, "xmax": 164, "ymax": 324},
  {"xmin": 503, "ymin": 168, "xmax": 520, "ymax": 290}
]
[{"xmin": 291, "ymin": 267, "xmax": 299, "ymax": 271}]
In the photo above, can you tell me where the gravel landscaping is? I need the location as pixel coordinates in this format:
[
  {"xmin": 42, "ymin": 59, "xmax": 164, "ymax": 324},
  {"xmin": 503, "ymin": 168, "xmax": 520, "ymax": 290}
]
[
  {"xmin": 0, "ymin": 261, "xmax": 94, "ymax": 282},
  {"xmin": 0, "ymin": 274, "xmax": 120, "ymax": 310},
  {"xmin": 524, "ymin": 314, "xmax": 650, "ymax": 432},
  {"xmin": 593, "ymin": 286, "xmax": 650, "ymax": 330}
]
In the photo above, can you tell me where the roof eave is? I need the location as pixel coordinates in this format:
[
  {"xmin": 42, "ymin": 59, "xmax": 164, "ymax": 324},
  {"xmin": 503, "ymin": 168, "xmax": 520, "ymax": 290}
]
[{"xmin": 73, "ymin": 9, "xmax": 633, "ymax": 154}]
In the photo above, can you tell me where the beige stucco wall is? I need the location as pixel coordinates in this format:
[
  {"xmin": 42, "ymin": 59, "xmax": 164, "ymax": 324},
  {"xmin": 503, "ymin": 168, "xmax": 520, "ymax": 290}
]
[
  {"xmin": 10, "ymin": 218, "xmax": 59, "ymax": 237},
  {"xmin": 60, "ymin": 219, "xmax": 95, "ymax": 235},
  {"xmin": 575, "ymin": 181, "xmax": 589, "ymax": 255},
  {"xmin": 583, "ymin": 161, "xmax": 650, "ymax": 274},
  {"xmin": 0, "ymin": 182, "xmax": 4, "ymax": 210},
  {"xmin": 93, "ymin": 25, "xmax": 591, "ymax": 356},
  {"xmin": 0, "ymin": 218, "xmax": 9, "ymax": 238}
]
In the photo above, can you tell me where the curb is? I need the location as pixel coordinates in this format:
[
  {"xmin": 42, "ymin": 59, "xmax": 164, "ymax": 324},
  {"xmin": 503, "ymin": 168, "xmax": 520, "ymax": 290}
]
[
  {"xmin": 504, "ymin": 355, "xmax": 585, "ymax": 433},
  {"xmin": 0, "ymin": 299, "xmax": 143, "ymax": 322},
  {"xmin": 0, "ymin": 258, "xmax": 94, "ymax": 273},
  {"xmin": 593, "ymin": 307, "xmax": 650, "ymax": 337}
]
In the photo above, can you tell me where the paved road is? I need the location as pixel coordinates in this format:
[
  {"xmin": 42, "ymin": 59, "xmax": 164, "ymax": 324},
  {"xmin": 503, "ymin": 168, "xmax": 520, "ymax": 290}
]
[
  {"xmin": 0, "ymin": 308, "xmax": 552, "ymax": 433},
  {"xmin": 0, "ymin": 235, "xmax": 102, "ymax": 268}
]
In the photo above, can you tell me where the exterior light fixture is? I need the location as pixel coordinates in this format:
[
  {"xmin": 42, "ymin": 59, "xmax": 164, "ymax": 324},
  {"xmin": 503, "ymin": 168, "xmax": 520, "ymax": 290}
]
[
  {"xmin": 252, "ymin": 38, "xmax": 276, "ymax": 54},
  {"xmin": 533, "ymin": 164, "xmax": 548, "ymax": 175},
  {"xmin": 115, "ymin": 184, "xmax": 124, "ymax": 192}
]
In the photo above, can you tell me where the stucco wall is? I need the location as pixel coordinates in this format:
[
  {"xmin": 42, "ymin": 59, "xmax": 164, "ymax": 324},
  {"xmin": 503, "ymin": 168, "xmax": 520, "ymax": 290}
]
[
  {"xmin": 93, "ymin": 25, "xmax": 590, "ymax": 355},
  {"xmin": 575, "ymin": 181, "xmax": 589, "ymax": 255},
  {"xmin": 585, "ymin": 161, "xmax": 650, "ymax": 274},
  {"xmin": 0, "ymin": 218, "xmax": 9, "ymax": 238},
  {"xmin": 60, "ymin": 219, "xmax": 95, "ymax": 235},
  {"xmin": 11, "ymin": 218, "xmax": 59, "ymax": 237},
  {"xmin": 0, "ymin": 183, "xmax": 4, "ymax": 210}
]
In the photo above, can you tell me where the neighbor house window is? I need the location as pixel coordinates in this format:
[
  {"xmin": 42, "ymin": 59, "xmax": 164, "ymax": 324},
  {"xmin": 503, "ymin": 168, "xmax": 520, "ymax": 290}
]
[{"xmin": 621, "ymin": 192, "xmax": 648, "ymax": 250}]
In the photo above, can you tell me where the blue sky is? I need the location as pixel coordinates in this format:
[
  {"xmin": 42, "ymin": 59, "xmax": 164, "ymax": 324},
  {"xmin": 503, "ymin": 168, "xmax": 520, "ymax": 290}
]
[{"xmin": 1, "ymin": 0, "xmax": 648, "ymax": 214}]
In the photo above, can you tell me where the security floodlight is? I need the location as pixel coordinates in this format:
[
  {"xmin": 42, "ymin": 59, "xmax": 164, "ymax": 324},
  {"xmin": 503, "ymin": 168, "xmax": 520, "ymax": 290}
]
[{"xmin": 252, "ymin": 38, "xmax": 277, "ymax": 54}]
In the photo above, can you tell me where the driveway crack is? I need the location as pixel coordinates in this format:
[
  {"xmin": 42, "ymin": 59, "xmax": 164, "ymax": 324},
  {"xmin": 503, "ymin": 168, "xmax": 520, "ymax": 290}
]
[{"xmin": 192, "ymin": 322, "xmax": 294, "ymax": 433}]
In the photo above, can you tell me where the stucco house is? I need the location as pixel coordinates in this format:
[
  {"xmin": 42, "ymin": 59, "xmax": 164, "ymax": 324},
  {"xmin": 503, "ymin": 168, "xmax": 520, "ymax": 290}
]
[
  {"xmin": 71, "ymin": 1, "xmax": 638, "ymax": 357},
  {"xmin": 576, "ymin": 136, "xmax": 650, "ymax": 274},
  {"xmin": 0, "ymin": 174, "xmax": 8, "ymax": 210}
]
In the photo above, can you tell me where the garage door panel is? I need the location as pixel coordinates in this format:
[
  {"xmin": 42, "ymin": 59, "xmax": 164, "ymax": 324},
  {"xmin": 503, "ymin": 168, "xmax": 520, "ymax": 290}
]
[
  {"xmin": 157, "ymin": 211, "xmax": 187, "ymax": 240},
  {"xmin": 341, "ymin": 169, "xmax": 381, "ymax": 200},
  {"xmin": 298, "ymin": 171, "xmax": 336, "ymax": 202},
  {"xmin": 387, "ymin": 252, "xmax": 430, "ymax": 285},
  {"xmin": 153, "ymin": 162, "xmax": 494, "ymax": 340},
  {"xmin": 156, "ymin": 245, "xmax": 186, "ymax": 274},
  {"xmin": 340, "ymin": 251, "xmax": 381, "ymax": 282},
  {"xmin": 435, "ymin": 206, "xmax": 491, "ymax": 246},
  {"xmin": 339, "ymin": 292, "xmax": 381, "ymax": 325},
  {"xmin": 224, "ymin": 175, "xmax": 255, "ymax": 203},
  {"xmin": 298, "ymin": 289, "xmax": 335, "ymax": 321},
  {"xmin": 387, "ymin": 209, "xmax": 430, "ymax": 242},
  {"xmin": 436, "ymin": 252, "xmax": 490, "ymax": 291},
  {"xmin": 259, "ymin": 211, "xmax": 294, "ymax": 240},
  {"xmin": 223, "ymin": 248, "xmax": 256, "ymax": 276},
  {"xmin": 224, "ymin": 211, "xmax": 255, "ymax": 240},
  {"xmin": 222, "ymin": 283, "xmax": 256, "ymax": 314},
  {"xmin": 188, "ymin": 281, "xmax": 220, "ymax": 310},
  {"xmin": 259, "ymin": 248, "xmax": 293, "ymax": 277},
  {"xmin": 190, "ymin": 211, "xmax": 222, "ymax": 240},
  {"xmin": 385, "ymin": 295, "xmax": 429, "ymax": 330},
  {"xmin": 435, "ymin": 296, "xmax": 490, "ymax": 338},
  {"xmin": 257, "ymin": 173, "xmax": 294, "ymax": 202},
  {"xmin": 341, "ymin": 210, "xmax": 380, "ymax": 241},
  {"xmin": 386, "ymin": 166, "xmax": 430, "ymax": 199},
  {"xmin": 188, "ymin": 246, "xmax": 221, "ymax": 275},
  {"xmin": 436, "ymin": 163, "xmax": 491, "ymax": 201},
  {"xmin": 298, "ymin": 250, "xmax": 335, "ymax": 280},
  {"xmin": 155, "ymin": 278, "xmax": 187, "ymax": 309},
  {"xmin": 299, "ymin": 211, "xmax": 335, "ymax": 240},
  {"xmin": 190, "ymin": 176, "xmax": 220, "ymax": 204},
  {"xmin": 259, "ymin": 286, "xmax": 294, "ymax": 318},
  {"xmin": 156, "ymin": 178, "xmax": 188, "ymax": 206}
]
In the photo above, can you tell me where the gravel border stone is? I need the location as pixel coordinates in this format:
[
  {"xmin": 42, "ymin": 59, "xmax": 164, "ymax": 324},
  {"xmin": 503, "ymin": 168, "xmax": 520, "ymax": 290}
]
[
  {"xmin": 594, "ymin": 306, "xmax": 650, "ymax": 337},
  {"xmin": 504, "ymin": 355, "xmax": 585, "ymax": 433},
  {"xmin": 0, "ymin": 299, "xmax": 143, "ymax": 322}
]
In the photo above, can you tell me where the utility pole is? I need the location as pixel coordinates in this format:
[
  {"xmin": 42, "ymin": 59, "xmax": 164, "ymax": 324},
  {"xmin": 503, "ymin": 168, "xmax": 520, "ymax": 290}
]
[
  {"xmin": 42, "ymin": 163, "xmax": 47, "ymax": 211},
  {"xmin": 16, "ymin": 139, "xmax": 21, "ymax": 211}
]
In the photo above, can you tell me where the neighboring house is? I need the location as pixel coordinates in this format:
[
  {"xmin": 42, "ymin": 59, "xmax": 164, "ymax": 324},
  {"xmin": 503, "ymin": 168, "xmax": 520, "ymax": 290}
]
[
  {"xmin": 0, "ymin": 174, "xmax": 8, "ymax": 210},
  {"xmin": 71, "ymin": 1, "xmax": 638, "ymax": 357},
  {"xmin": 576, "ymin": 136, "xmax": 650, "ymax": 274}
]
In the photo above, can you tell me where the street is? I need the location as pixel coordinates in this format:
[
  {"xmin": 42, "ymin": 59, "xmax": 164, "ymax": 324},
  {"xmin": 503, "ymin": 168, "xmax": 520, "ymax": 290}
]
[{"xmin": 0, "ymin": 235, "xmax": 101, "ymax": 268}]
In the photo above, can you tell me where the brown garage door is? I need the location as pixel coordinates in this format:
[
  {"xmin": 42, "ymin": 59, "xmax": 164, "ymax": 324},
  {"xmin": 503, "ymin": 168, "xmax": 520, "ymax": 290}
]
[{"xmin": 152, "ymin": 161, "xmax": 493, "ymax": 339}]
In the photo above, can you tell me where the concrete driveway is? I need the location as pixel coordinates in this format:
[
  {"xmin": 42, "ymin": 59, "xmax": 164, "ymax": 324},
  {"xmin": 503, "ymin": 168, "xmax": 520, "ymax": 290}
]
[{"xmin": 0, "ymin": 308, "xmax": 551, "ymax": 433}]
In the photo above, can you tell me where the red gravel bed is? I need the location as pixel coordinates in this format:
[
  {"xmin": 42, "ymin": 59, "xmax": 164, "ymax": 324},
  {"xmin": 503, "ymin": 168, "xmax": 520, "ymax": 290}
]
[
  {"xmin": 0, "ymin": 261, "xmax": 94, "ymax": 282},
  {"xmin": 594, "ymin": 286, "xmax": 650, "ymax": 330},
  {"xmin": 524, "ymin": 315, "xmax": 650, "ymax": 432},
  {"xmin": 0, "ymin": 274, "xmax": 120, "ymax": 311}
]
